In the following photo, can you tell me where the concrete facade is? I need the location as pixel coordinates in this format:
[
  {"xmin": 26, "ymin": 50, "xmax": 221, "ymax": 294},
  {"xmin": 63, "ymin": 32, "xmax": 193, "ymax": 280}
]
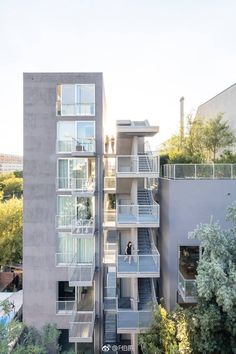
[
  {"xmin": 23, "ymin": 73, "xmax": 104, "ymax": 353},
  {"xmin": 196, "ymin": 83, "xmax": 236, "ymax": 132},
  {"xmin": 158, "ymin": 178, "xmax": 236, "ymax": 310}
]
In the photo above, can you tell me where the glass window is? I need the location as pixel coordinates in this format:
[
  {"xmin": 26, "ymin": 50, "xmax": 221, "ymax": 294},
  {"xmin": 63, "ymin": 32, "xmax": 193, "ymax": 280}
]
[
  {"xmin": 57, "ymin": 84, "xmax": 95, "ymax": 116},
  {"xmin": 57, "ymin": 121, "xmax": 96, "ymax": 153}
]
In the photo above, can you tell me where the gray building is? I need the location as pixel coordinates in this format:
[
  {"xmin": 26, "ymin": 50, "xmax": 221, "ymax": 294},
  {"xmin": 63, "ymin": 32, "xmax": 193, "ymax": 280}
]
[
  {"xmin": 24, "ymin": 73, "xmax": 104, "ymax": 353},
  {"xmin": 196, "ymin": 82, "xmax": 236, "ymax": 132}
]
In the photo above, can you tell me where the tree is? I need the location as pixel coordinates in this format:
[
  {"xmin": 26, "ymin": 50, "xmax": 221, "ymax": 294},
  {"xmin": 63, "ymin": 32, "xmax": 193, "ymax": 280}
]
[
  {"xmin": 1, "ymin": 177, "xmax": 23, "ymax": 200},
  {"xmin": 202, "ymin": 113, "xmax": 236, "ymax": 162},
  {"xmin": 0, "ymin": 198, "xmax": 23, "ymax": 265},
  {"xmin": 160, "ymin": 114, "xmax": 236, "ymax": 164},
  {"xmin": 139, "ymin": 203, "xmax": 236, "ymax": 353}
]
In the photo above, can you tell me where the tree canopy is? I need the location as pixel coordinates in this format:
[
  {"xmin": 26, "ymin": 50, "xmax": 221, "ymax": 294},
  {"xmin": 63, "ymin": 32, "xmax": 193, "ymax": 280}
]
[
  {"xmin": 139, "ymin": 203, "xmax": 236, "ymax": 353},
  {"xmin": 161, "ymin": 114, "xmax": 236, "ymax": 163},
  {"xmin": 0, "ymin": 197, "xmax": 23, "ymax": 265}
]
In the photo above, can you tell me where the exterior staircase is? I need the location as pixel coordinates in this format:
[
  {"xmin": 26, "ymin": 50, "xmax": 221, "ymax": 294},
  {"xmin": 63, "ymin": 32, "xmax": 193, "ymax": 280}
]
[
  {"xmin": 138, "ymin": 228, "xmax": 152, "ymax": 254},
  {"xmin": 138, "ymin": 153, "xmax": 152, "ymax": 172},
  {"xmin": 138, "ymin": 189, "xmax": 153, "ymax": 215},
  {"xmin": 138, "ymin": 278, "xmax": 153, "ymax": 310},
  {"xmin": 104, "ymin": 313, "xmax": 117, "ymax": 343}
]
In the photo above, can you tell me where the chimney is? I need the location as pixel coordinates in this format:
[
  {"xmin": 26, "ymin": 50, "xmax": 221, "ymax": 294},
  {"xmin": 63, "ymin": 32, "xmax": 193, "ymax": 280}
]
[{"xmin": 180, "ymin": 96, "xmax": 184, "ymax": 140}]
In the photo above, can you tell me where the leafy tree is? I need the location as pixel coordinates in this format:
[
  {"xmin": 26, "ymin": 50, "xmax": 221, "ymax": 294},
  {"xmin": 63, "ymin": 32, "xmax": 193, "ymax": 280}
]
[
  {"xmin": 161, "ymin": 114, "xmax": 236, "ymax": 164},
  {"xmin": 139, "ymin": 203, "xmax": 236, "ymax": 353},
  {"xmin": 0, "ymin": 198, "xmax": 23, "ymax": 265},
  {"xmin": 202, "ymin": 113, "xmax": 235, "ymax": 162},
  {"xmin": 1, "ymin": 177, "xmax": 23, "ymax": 200}
]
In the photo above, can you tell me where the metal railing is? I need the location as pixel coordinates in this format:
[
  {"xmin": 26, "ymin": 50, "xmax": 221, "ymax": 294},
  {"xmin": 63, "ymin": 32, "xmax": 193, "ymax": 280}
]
[
  {"xmin": 57, "ymin": 103, "xmax": 95, "ymax": 116},
  {"xmin": 69, "ymin": 304, "xmax": 95, "ymax": 342},
  {"xmin": 56, "ymin": 177, "xmax": 95, "ymax": 193},
  {"xmin": 55, "ymin": 252, "xmax": 74, "ymax": 265},
  {"xmin": 117, "ymin": 254, "xmax": 160, "ymax": 275},
  {"xmin": 163, "ymin": 164, "xmax": 236, "ymax": 180},
  {"xmin": 178, "ymin": 271, "xmax": 197, "ymax": 301},
  {"xmin": 104, "ymin": 177, "xmax": 116, "ymax": 190},
  {"xmin": 116, "ymin": 155, "xmax": 159, "ymax": 175},
  {"xmin": 104, "ymin": 209, "xmax": 116, "ymax": 223},
  {"xmin": 56, "ymin": 301, "xmax": 75, "ymax": 313},
  {"xmin": 68, "ymin": 255, "xmax": 95, "ymax": 285},
  {"xmin": 56, "ymin": 215, "xmax": 95, "ymax": 236},
  {"xmin": 57, "ymin": 138, "xmax": 96, "ymax": 153},
  {"xmin": 117, "ymin": 310, "xmax": 153, "ymax": 331},
  {"xmin": 117, "ymin": 204, "xmax": 159, "ymax": 224},
  {"xmin": 71, "ymin": 218, "xmax": 95, "ymax": 236}
]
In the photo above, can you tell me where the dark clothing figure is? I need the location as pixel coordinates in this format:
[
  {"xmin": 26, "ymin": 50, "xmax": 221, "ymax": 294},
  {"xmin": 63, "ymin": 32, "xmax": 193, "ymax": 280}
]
[{"xmin": 124, "ymin": 241, "xmax": 134, "ymax": 264}]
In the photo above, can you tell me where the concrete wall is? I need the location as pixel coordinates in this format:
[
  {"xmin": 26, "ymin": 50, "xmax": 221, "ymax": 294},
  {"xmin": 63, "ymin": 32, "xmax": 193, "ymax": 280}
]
[
  {"xmin": 23, "ymin": 73, "xmax": 104, "ymax": 351},
  {"xmin": 158, "ymin": 178, "xmax": 236, "ymax": 310},
  {"xmin": 197, "ymin": 83, "xmax": 236, "ymax": 132}
]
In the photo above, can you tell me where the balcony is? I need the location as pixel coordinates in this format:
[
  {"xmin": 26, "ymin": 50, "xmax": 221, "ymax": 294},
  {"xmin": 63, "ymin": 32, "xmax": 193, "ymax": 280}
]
[
  {"xmin": 178, "ymin": 271, "xmax": 197, "ymax": 302},
  {"xmin": 103, "ymin": 209, "xmax": 116, "ymax": 229},
  {"xmin": 57, "ymin": 103, "xmax": 95, "ymax": 117},
  {"xmin": 56, "ymin": 216, "xmax": 95, "ymax": 238},
  {"xmin": 56, "ymin": 301, "xmax": 75, "ymax": 314},
  {"xmin": 56, "ymin": 177, "xmax": 95, "ymax": 195},
  {"xmin": 116, "ymin": 155, "xmax": 159, "ymax": 178},
  {"xmin": 104, "ymin": 177, "xmax": 116, "ymax": 192},
  {"xmin": 68, "ymin": 255, "xmax": 95, "ymax": 287},
  {"xmin": 163, "ymin": 163, "xmax": 236, "ymax": 180},
  {"xmin": 117, "ymin": 311, "xmax": 152, "ymax": 334},
  {"xmin": 117, "ymin": 253, "xmax": 160, "ymax": 278},
  {"xmin": 69, "ymin": 287, "xmax": 95, "ymax": 343},
  {"xmin": 57, "ymin": 138, "xmax": 96, "ymax": 155},
  {"xmin": 116, "ymin": 204, "xmax": 159, "ymax": 227}
]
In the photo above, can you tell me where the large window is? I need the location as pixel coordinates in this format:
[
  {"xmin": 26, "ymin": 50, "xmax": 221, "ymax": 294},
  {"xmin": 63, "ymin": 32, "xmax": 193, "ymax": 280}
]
[
  {"xmin": 56, "ymin": 84, "xmax": 95, "ymax": 116},
  {"xmin": 57, "ymin": 158, "xmax": 95, "ymax": 190},
  {"xmin": 57, "ymin": 121, "xmax": 96, "ymax": 153}
]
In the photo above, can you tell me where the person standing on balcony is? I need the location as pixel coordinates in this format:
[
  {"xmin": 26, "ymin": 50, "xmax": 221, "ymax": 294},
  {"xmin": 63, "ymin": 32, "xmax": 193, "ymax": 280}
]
[
  {"xmin": 124, "ymin": 241, "xmax": 134, "ymax": 264},
  {"xmin": 110, "ymin": 135, "xmax": 115, "ymax": 153},
  {"xmin": 105, "ymin": 135, "xmax": 109, "ymax": 153}
]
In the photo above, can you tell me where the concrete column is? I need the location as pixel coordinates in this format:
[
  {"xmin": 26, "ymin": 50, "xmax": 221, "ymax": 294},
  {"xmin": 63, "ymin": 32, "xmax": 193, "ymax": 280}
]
[
  {"xmin": 131, "ymin": 333, "xmax": 138, "ymax": 354},
  {"xmin": 131, "ymin": 136, "xmax": 138, "ymax": 155},
  {"xmin": 130, "ymin": 278, "xmax": 138, "ymax": 311},
  {"xmin": 131, "ymin": 180, "xmax": 137, "ymax": 204}
]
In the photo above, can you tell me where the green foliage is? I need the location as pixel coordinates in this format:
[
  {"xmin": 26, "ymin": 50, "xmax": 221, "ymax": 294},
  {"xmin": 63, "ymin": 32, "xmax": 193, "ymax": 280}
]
[
  {"xmin": 139, "ymin": 203, "xmax": 236, "ymax": 353},
  {"xmin": 161, "ymin": 114, "xmax": 235, "ymax": 163},
  {"xmin": 1, "ymin": 177, "xmax": 23, "ymax": 200},
  {"xmin": 0, "ymin": 198, "xmax": 23, "ymax": 265},
  {"xmin": 0, "ymin": 299, "xmax": 12, "ymax": 315}
]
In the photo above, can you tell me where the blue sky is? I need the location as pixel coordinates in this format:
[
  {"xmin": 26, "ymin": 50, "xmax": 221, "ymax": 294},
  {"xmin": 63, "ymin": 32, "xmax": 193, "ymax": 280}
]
[{"xmin": 0, "ymin": 0, "xmax": 236, "ymax": 154}]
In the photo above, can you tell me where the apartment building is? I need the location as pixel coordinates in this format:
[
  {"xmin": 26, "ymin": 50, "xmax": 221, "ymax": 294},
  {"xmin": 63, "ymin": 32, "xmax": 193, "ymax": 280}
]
[
  {"xmin": 24, "ymin": 73, "xmax": 104, "ymax": 353},
  {"xmin": 23, "ymin": 72, "xmax": 161, "ymax": 353}
]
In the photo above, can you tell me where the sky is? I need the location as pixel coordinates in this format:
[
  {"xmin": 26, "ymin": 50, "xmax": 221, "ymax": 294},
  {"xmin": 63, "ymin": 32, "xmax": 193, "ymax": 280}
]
[{"xmin": 0, "ymin": 0, "xmax": 236, "ymax": 155}]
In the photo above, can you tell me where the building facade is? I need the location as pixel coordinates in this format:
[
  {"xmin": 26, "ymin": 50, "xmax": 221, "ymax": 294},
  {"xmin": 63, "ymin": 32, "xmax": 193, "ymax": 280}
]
[
  {"xmin": 24, "ymin": 72, "xmax": 236, "ymax": 353},
  {"xmin": 0, "ymin": 153, "xmax": 22, "ymax": 172}
]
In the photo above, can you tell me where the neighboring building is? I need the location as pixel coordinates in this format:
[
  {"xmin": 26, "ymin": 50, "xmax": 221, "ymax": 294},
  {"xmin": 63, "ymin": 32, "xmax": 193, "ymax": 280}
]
[
  {"xmin": 196, "ymin": 83, "xmax": 236, "ymax": 131},
  {"xmin": 160, "ymin": 164, "xmax": 236, "ymax": 310},
  {"xmin": 0, "ymin": 154, "xmax": 23, "ymax": 172}
]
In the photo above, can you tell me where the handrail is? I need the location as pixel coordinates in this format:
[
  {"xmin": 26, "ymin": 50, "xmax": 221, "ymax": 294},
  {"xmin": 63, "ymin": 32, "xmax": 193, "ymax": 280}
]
[{"xmin": 163, "ymin": 163, "xmax": 236, "ymax": 180}]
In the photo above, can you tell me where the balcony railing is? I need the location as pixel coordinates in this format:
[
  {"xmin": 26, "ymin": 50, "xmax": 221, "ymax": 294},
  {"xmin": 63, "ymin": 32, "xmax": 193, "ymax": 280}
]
[
  {"xmin": 117, "ymin": 310, "xmax": 153, "ymax": 333},
  {"xmin": 117, "ymin": 254, "xmax": 160, "ymax": 277},
  {"xmin": 57, "ymin": 103, "xmax": 95, "ymax": 117},
  {"xmin": 116, "ymin": 155, "xmax": 159, "ymax": 176},
  {"xmin": 68, "ymin": 255, "xmax": 95, "ymax": 286},
  {"xmin": 56, "ymin": 177, "xmax": 95, "ymax": 193},
  {"xmin": 163, "ymin": 164, "xmax": 236, "ymax": 180},
  {"xmin": 55, "ymin": 252, "xmax": 74, "ymax": 266},
  {"xmin": 56, "ymin": 216, "xmax": 95, "ymax": 237},
  {"xmin": 178, "ymin": 271, "xmax": 197, "ymax": 302},
  {"xmin": 57, "ymin": 138, "xmax": 96, "ymax": 154},
  {"xmin": 56, "ymin": 301, "xmax": 75, "ymax": 314},
  {"xmin": 104, "ymin": 177, "xmax": 116, "ymax": 190},
  {"xmin": 117, "ymin": 204, "xmax": 159, "ymax": 225},
  {"xmin": 69, "ymin": 306, "xmax": 95, "ymax": 343}
]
